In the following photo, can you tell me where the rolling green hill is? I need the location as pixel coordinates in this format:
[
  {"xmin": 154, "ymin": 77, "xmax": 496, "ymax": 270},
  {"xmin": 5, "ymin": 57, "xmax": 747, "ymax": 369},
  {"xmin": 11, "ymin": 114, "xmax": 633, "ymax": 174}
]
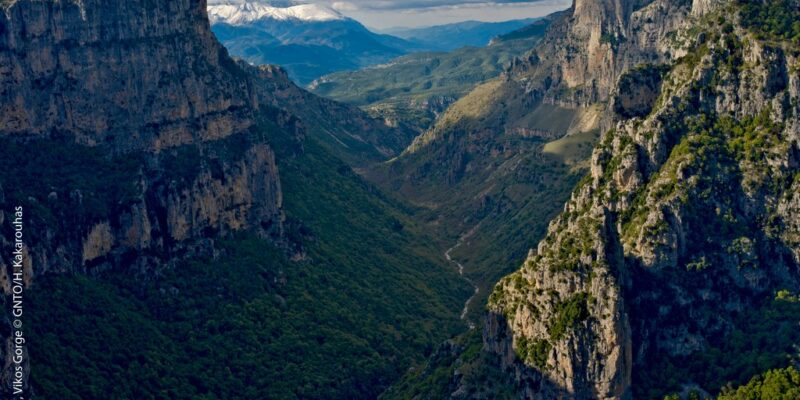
[{"xmin": 309, "ymin": 18, "xmax": 551, "ymax": 134}]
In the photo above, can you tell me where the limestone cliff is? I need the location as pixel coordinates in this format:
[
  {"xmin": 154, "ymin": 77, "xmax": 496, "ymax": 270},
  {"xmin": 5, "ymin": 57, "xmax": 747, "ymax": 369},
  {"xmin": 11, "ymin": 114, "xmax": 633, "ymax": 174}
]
[
  {"xmin": 404, "ymin": 0, "xmax": 692, "ymax": 156},
  {"xmin": 506, "ymin": 0, "xmax": 689, "ymax": 109},
  {"xmin": 368, "ymin": 0, "xmax": 696, "ymax": 324},
  {"xmin": 487, "ymin": 0, "xmax": 800, "ymax": 398},
  {"xmin": 0, "ymin": 0, "xmax": 264, "ymax": 152},
  {"xmin": 0, "ymin": 0, "xmax": 404, "ymax": 158},
  {"xmin": 0, "ymin": 0, "xmax": 291, "ymax": 395},
  {"xmin": 381, "ymin": 0, "xmax": 692, "ymax": 190},
  {"xmin": 0, "ymin": 0, "xmax": 294, "ymax": 272},
  {"xmin": 0, "ymin": 0, "xmax": 454, "ymax": 397}
]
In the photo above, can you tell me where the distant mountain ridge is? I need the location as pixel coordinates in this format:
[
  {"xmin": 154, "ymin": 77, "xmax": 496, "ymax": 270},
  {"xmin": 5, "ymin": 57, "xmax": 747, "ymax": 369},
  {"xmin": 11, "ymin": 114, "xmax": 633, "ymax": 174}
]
[
  {"xmin": 208, "ymin": 1, "xmax": 422, "ymax": 84},
  {"xmin": 209, "ymin": 2, "xmax": 545, "ymax": 85},
  {"xmin": 387, "ymin": 19, "xmax": 539, "ymax": 51},
  {"xmin": 208, "ymin": 1, "xmax": 344, "ymax": 24},
  {"xmin": 310, "ymin": 17, "xmax": 552, "ymax": 135}
]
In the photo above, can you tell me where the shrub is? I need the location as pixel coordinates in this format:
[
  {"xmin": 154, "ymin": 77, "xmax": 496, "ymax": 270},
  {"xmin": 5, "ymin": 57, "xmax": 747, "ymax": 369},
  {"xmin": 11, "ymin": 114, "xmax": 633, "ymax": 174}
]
[{"xmin": 548, "ymin": 292, "xmax": 590, "ymax": 341}]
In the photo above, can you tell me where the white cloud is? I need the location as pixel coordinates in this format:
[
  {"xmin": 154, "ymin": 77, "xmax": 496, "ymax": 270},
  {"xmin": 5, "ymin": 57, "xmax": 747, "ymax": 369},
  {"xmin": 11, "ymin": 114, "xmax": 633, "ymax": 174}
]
[
  {"xmin": 208, "ymin": 0, "xmax": 572, "ymax": 28},
  {"xmin": 331, "ymin": 1, "xmax": 359, "ymax": 11}
]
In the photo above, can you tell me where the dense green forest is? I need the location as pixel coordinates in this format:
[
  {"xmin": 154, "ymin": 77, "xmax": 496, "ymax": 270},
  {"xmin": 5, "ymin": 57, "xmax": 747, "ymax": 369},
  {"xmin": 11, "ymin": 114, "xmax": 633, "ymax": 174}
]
[
  {"xmin": 24, "ymin": 122, "xmax": 472, "ymax": 399},
  {"xmin": 739, "ymin": 0, "xmax": 800, "ymax": 43},
  {"xmin": 639, "ymin": 293, "xmax": 800, "ymax": 398},
  {"xmin": 718, "ymin": 366, "xmax": 800, "ymax": 399}
]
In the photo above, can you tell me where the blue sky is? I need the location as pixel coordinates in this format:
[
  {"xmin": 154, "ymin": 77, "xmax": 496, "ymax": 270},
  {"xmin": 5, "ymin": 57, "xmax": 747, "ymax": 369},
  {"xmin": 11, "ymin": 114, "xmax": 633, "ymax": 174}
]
[{"xmin": 329, "ymin": 0, "xmax": 571, "ymax": 29}]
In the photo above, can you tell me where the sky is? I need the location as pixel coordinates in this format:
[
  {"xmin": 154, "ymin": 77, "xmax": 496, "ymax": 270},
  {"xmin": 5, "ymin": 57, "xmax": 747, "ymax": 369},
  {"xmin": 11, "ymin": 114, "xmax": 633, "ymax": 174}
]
[
  {"xmin": 209, "ymin": 0, "xmax": 573, "ymax": 29},
  {"xmin": 328, "ymin": 0, "xmax": 572, "ymax": 30}
]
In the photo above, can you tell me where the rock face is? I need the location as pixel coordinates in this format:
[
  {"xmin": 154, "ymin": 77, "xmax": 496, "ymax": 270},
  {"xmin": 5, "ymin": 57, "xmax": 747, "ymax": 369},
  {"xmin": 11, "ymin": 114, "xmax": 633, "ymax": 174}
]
[
  {"xmin": 487, "ymin": 0, "xmax": 800, "ymax": 398},
  {"xmin": 0, "ymin": 0, "xmax": 403, "ymax": 159},
  {"xmin": 0, "ymin": 0, "xmax": 441, "ymax": 397},
  {"xmin": 0, "ymin": 0, "xmax": 261, "ymax": 152},
  {"xmin": 386, "ymin": 0, "xmax": 691, "ymax": 188},
  {"xmin": 507, "ymin": 0, "xmax": 689, "ymax": 109},
  {"xmin": 0, "ymin": 0, "xmax": 293, "ymax": 394},
  {"xmin": 0, "ymin": 0, "xmax": 291, "ymax": 272}
]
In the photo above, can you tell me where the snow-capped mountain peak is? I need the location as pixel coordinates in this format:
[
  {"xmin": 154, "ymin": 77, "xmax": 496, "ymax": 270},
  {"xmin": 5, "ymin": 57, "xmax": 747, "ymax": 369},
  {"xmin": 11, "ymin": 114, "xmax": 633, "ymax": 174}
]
[{"xmin": 208, "ymin": 2, "xmax": 346, "ymax": 25}]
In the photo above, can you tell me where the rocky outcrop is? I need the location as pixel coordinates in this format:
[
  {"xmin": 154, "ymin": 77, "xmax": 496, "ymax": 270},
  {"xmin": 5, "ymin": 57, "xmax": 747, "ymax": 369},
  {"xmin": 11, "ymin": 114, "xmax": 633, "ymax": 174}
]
[
  {"xmin": 506, "ymin": 0, "xmax": 690, "ymax": 108},
  {"xmin": 0, "ymin": 0, "xmax": 261, "ymax": 153},
  {"xmin": 0, "ymin": 0, "xmax": 292, "ymax": 272},
  {"xmin": 389, "ymin": 0, "xmax": 692, "ymax": 186},
  {"xmin": 486, "ymin": 205, "xmax": 633, "ymax": 399},
  {"xmin": 611, "ymin": 64, "xmax": 668, "ymax": 119},
  {"xmin": 0, "ymin": 0, "xmax": 402, "ymax": 157},
  {"xmin": 3, "ymin": 139, "xmax": 285, "ymax": 279},
  {"xmin": 0, "ymin": 0, "xmax": 296, "ymax": 395},
  {"xmin": 487, "ymin": 1, "xmax": 800, "ymax": 398}
]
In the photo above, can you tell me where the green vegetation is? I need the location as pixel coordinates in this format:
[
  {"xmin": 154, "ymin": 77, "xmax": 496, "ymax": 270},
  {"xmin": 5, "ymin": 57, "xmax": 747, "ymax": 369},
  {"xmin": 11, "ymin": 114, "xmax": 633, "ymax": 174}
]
[
  {"xmin": 738, "ymin": 0, "xmax": 800, "ymax": 44},
  {"xmin": 381, "ymin": 330, "xmax": 517, "ymax": 400},
  {"xmin": 720, "ymin": 112, "xmax": 785, "ymax": 165},
  {"xmin": 634, "ymin": 295, "xmax": 800, "ymax": 398},
  {"xmin": 311, "ymin": 32, "xmax": 546, "ymax": 132},
  {"xmin": 383, "ymin": 2, "xmax": 800, "ymax": 398},
  {"xmin": 362, "ymin": 68, "xmax": 596, "ymax": 322},
  {"xmin": 378, "ymin": 124, "xmax": 589, "ymax": 322},
  {"xmin": 546, "ymin": 216, "xmax": 604, "ymax": 274},
  {"xmin": 600, "ymin": 19, "xmax": 800, "ymax": 396},
  {"xmin": 776, "ymin": 290, "xmax": 799, "ymax": 302},
  {"xmin": 312, "ymin": 31, "xmax": 544, "ymax": 106},
  {"xmin": 600, "ymin": 32, "xmax": 625, "ymax": 49},
  {"xmin": 24, "ymin": 124, "xmax": 472, "ymax": 398},
  {"xmin": 0, "ymin": 138, "xmax": 142, "ymax": 225},
  {"xmin": 548, "ymin": 292, "xmax": 590, "ymax": 341},
  {"xmin": 718, "ymin": 366, "xmax": 800, "ymax": 399},
  {"xmin": 515, "ymin": 336, "xmax": 552, "ymax": 369},
  {"xmin": 618, "ymin": 110, "xmax": 780, "ymax": 267}
]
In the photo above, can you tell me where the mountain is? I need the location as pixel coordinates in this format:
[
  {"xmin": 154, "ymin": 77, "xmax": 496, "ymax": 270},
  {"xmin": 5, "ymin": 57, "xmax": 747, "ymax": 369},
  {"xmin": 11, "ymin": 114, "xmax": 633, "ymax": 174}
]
[
  {"xmin": 382, "ymin": 0, "xmax": 800, "ymax": 398},
  {"xmin": 488, "ymin": 0, "xmax": 800, "ymax": 397},
  {"xmin": 0, "ymin": 0, "xmax": 470, "ymax": 397},
  {"xmin": 364, "ymin": 7, "xmax": 604, "ymax": 312},
  {"xmin": 310, "ymin": 18, "xmax": 552, "ymax": 135},
  {"xmin": 208, "ymin": 1, "xmax": 345, "ymax": 23},
  {"xmin": 387, "ymin": 19, "xmax": 539, "ymax": 51},
  {"xmin": 4, "ymin": 0, "xmax": 800, "ymax": 398},
  {"xmin": 246, "ymin": 64, "xmax": 419, "ymax": 166},
  {"xmin": 208, "ymin": 1, "xmax": 421, "ymax": 84}
]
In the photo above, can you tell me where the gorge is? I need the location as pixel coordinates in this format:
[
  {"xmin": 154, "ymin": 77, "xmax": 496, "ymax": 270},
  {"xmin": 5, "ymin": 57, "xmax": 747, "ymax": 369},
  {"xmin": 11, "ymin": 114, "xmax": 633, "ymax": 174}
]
[{"xmin": 1, "ymin": 0, "xmax": 799, "ymax": 399}]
